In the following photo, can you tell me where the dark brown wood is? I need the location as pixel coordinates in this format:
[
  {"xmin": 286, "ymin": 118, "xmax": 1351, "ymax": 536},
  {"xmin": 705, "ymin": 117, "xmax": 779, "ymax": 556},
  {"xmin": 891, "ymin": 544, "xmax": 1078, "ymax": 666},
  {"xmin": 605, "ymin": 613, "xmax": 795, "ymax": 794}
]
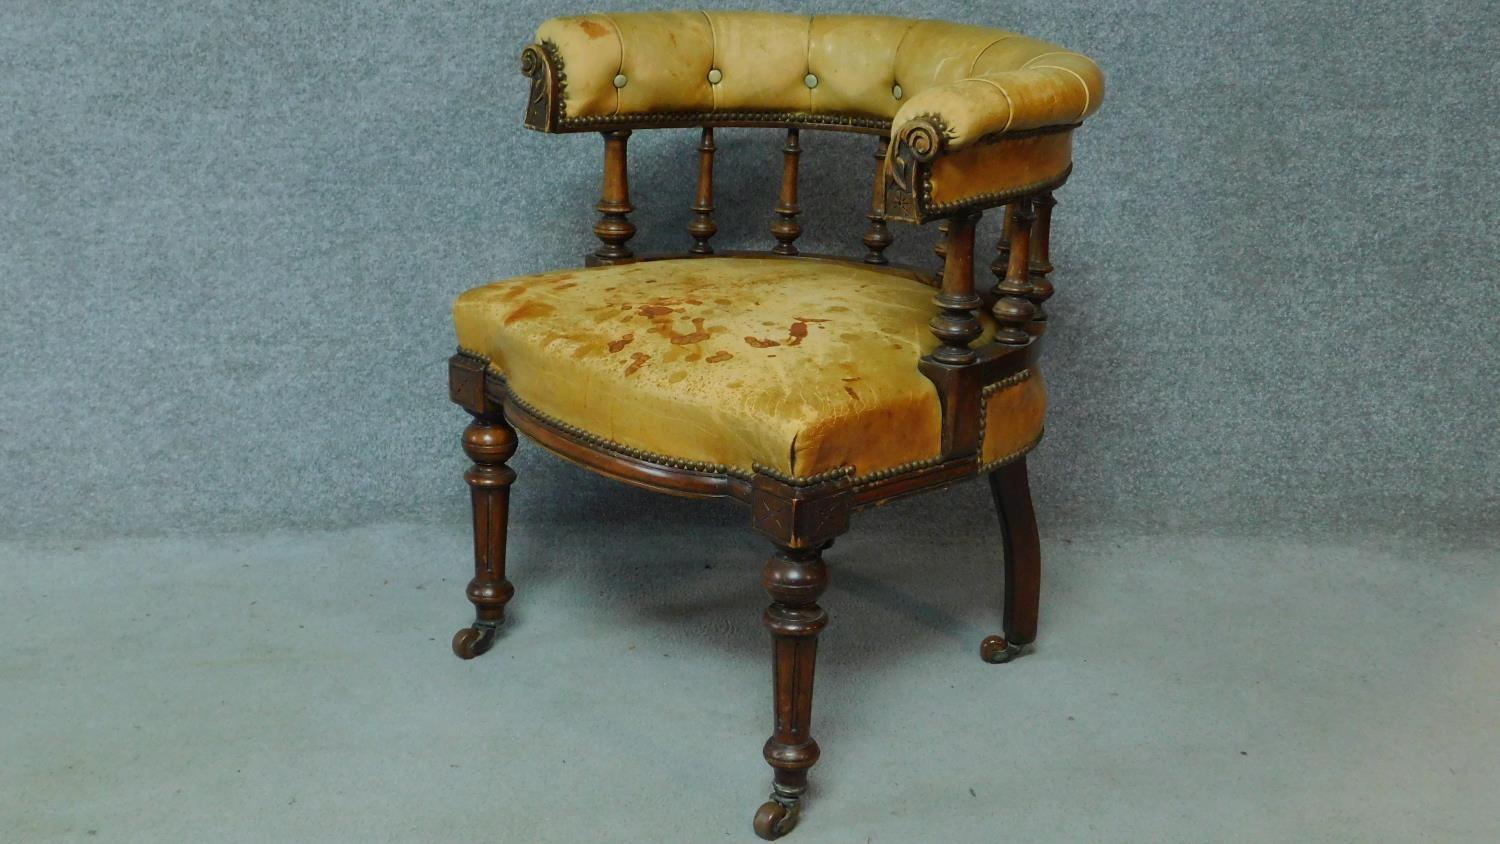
[
  {"xmin": 1028, "ymin": 191, "xmax": 1057, "ymax": 321},
  {"xmin": 989, "ymin": 202, "xmax": 1014, "ymax": 309},
  {"xmin": 992, "ymin": 199, "xmax": 1036, "ymax": 345},
  {"xmin": 688, "ymin": 127, "xmax": 718, "ymax": 254},
  {"xmin": 452, "ymin": 413, "xmax": 518, "ymax": 659},
  {"xmin": 861, "ymin": 136, "xmax": 894, "ymax": 264},
  {"xmin": 592, "ymin": 130, "xmax": 636, "ymax": 264},
  {"xmin": 981, "ymin": 457, "xmax": 1040, "ymax": 663},
  {"xmin": 755, "ymin": 540, "xmax": 830, "ymax": 839},
  {"xmin": 927, "ymin": 212, "xmax": 983, "ymax": 366},
  {"xmin": 770, "ymin": 128, "xmax": 802, "ymax": 255},
  {"xmin": 932, "ymin": 219, "xmax": 949, "ymax": 285}
]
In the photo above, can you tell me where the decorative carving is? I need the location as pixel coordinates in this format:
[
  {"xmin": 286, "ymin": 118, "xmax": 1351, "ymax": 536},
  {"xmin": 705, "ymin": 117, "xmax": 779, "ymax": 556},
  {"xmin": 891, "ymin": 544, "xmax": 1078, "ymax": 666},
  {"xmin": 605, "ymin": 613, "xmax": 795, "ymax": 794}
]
[
  {"xmin": 750, "ymin": 474, "xmax": 852, "ymax": 550},
  {"xmin": 688, "ymin": 127, "xmax": 718, "ymax": 254},
  {"xmin": 771, "ymin": 128, "xmax": 803, "ymax": 255},
  {"xmin": 861, "ymin": 136, "xmax": 894, "ymax": 264},
  {"xmin": 992, "ymin": 199, "xmax": 1037, "ymax": 345},
  {"xmin": 520, "ymin": 42, "xmax": 563, "ymax": 132}
]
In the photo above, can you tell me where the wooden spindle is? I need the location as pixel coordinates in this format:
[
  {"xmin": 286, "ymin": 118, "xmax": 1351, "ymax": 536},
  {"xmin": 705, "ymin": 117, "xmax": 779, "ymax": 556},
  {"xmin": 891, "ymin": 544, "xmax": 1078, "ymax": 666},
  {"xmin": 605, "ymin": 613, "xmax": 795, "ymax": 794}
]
[
  {"xmin": 771, "ymin": 128, "xmax": 802, "ymax": 255},
  {"xmin": 1028, "ymin": 191, "xmax": 1057, "ymax": 319},
  {"xmin": 933, "ymin": 220, "xmax": 950, "ymax": 285},
  {"xmin": 928, "ymin": 212, "xmax": 983, "ymax": 365},
  {"xmin": 861, "ymin": 136, "xmax": 894, "ymax": 264},
  {"xmin": 990, "ymin": 202, "xmax": 1014, "ymax": 297},
  {"xmin": 992, "ymin": 199, "xmax": 1037, "ymax": 345},
  {"xmin": 593, "ymin": 129, "xmax": 635, "ymax": 263},
  {"xmin": 688, "ymin": 127, "xmax": 717, "ymax": 254}
]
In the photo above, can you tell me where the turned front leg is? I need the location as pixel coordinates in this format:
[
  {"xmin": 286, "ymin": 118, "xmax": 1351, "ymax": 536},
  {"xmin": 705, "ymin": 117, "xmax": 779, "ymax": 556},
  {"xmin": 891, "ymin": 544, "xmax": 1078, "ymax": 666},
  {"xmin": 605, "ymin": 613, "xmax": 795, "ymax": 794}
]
[
  {"xmin": 754, "ymin": 543, "xmax": 828, "ymax": 840},
  {"xmin": 452, "ymin": 413, "xmax": 517, "ymax": 659}
]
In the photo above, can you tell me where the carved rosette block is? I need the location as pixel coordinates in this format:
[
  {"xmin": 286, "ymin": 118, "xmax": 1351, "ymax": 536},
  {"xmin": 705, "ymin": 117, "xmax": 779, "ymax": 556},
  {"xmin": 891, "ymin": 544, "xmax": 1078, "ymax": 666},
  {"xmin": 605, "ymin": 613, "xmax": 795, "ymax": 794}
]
[
  {"xmin": 771, "ymin": 128, "xmax": 803, "ymax": 255},
  {"xmin": 992, "ymin": 199, "xmax": 1037, "ymax": 345}
]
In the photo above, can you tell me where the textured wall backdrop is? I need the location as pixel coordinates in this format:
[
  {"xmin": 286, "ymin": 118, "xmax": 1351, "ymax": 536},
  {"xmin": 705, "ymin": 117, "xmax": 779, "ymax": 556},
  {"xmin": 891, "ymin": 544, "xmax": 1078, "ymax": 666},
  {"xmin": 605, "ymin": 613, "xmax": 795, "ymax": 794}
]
[{"xmin": 2, "ymin": 1, "xmax": 1496, "ymax": 540}]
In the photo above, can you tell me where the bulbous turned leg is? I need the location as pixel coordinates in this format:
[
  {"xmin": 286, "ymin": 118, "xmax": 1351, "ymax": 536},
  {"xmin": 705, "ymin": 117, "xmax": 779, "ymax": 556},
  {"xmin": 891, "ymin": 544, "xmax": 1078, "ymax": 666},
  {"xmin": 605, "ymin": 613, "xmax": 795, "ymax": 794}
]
[
  {"xmin": 753, "ymin": 543, "xmax": 828, "ymax": 840},
  {"xmin": 452, "ymin": 413, "xmax": 517, "ymax": 660},
  {"xmin": 983, "ymin": 457, "xmax": 1040, "ymax": 664}
]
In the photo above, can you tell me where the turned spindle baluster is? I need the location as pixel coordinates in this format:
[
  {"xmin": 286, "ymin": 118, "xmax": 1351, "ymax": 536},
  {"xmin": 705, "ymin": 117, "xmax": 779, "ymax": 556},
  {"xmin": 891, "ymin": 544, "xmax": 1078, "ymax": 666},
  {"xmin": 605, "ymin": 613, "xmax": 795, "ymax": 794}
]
[
  {"xmin": 861, "ymin": 136, "xmax": 894, "ymax": 264},
  {"xmin": 992, "ymin": 199, "xmax": 1037, "ymax": 345},
  {"xmin": 928, "ymin": 212, "xmax": 983, "ymax": 366},
  {"xmin": 990, "ymin": 202, "xmax": 1014, "ymax": 301},
  {"xmin": 593, "ymin": 129, "xmax": 636, "ymax": 263},
  {"xmin": 688, "ymin": 127, "xmax": 718, "ymax": 254},
  {"xmin": 770, "ymin": 128, "xmax": 802, "ymax": 255},
  {"xmin": 1028, "ymin": 190, "xmax": 1057, "ymax": 320}
]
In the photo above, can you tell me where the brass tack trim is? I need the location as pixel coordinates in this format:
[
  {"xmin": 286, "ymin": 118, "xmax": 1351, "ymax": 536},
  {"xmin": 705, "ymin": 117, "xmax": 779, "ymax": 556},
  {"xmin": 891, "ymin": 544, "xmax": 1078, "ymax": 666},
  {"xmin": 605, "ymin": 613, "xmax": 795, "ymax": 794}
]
[
  {"xmin": 976, "ymin": 368, "xmax": 1039, "ymax": 470},
  {"xmin": 977, "ymin": 430, "xmax": 1044, "ymax": 474},
  {"xmin": 753, "ymin": 464, "xmax": 855, "ymax": 487}
]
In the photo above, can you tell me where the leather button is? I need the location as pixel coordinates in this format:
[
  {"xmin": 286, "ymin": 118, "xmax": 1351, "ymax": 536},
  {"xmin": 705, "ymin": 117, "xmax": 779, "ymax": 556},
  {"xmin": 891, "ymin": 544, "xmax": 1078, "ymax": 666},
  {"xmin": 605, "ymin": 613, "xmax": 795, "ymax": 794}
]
[
  {"xmin": 707, "ymin": 68, "xmax": 722, "ymax": 84},
  {"xmin": 613, "ymin": 73, "xmax": 628, "ymax": 88},
  {"xmin": 892, "ymin": 84, "xmax": 903, "ymax": 100},
  {"xmin": 804, "ymin": 73, "xmax": 818, "ymax": 89}
]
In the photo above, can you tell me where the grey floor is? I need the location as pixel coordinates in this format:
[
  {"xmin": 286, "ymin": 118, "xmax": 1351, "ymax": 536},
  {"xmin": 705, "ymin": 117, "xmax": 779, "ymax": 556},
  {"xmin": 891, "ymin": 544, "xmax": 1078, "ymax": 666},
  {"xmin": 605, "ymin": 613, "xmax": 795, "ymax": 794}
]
[{"xmin": 5, "ymin": 511, "xmax": 1498, "ymax": 842}]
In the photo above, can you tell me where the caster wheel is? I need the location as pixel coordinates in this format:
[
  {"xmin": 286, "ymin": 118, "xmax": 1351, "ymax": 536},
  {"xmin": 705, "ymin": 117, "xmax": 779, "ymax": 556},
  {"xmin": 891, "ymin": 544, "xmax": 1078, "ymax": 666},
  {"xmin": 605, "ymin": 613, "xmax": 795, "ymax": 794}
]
[
  {"xmin": 753, "ymin": 799, "xmax": 799, "ymax": 840},
  {"xmin": 452, "ymin": 624, "xmax": 497, "ymax": 659},
  {"xmin": 980, "ymin": 634, "xmax": 1023, "ymax": 664}
]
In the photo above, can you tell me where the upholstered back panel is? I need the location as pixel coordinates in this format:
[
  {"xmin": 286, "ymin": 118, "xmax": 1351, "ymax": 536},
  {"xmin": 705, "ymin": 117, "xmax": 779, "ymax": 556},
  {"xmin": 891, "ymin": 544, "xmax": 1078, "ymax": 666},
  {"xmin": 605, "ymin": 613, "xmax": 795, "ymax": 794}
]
[{"xmin": 534, "ymin": 12, "xmax": 1102, "ymax": 145}]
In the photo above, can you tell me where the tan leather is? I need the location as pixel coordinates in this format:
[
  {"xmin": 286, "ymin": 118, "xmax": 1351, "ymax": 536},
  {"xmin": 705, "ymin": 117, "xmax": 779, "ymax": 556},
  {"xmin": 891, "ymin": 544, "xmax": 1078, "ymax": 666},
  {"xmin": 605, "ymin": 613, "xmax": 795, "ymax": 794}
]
[
  {"xmin": 534, "ymin": 12, "xmax": 1103, "ymax": 149},
  {"xmin": 454, "ymin": 258, "xmax": 1045, "ymax": 479}
]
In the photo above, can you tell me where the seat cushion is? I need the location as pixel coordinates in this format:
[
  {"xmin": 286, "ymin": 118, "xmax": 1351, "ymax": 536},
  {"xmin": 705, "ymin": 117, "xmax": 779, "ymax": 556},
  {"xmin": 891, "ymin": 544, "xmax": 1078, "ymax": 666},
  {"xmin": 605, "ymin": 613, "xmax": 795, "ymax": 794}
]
[{"xmin": 453, "ymin": 257, "xmax": 1045, "ymax": 481}]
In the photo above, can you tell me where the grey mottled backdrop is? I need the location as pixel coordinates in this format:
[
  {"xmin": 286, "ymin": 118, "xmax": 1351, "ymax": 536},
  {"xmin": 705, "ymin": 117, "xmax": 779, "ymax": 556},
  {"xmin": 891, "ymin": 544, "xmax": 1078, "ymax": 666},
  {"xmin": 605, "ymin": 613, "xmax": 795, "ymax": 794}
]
[{"xmin": 3, "ymin": 1, "xmax": 1496, "ymax": 541}]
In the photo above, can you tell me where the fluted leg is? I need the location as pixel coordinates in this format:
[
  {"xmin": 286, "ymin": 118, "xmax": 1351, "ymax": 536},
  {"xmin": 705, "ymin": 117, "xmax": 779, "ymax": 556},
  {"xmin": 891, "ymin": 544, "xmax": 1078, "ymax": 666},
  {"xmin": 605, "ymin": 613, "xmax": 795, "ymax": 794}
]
[
  {"xmin": 981, "ymin": 457, "xmax": 1040, "ymax": 664},
  {"xmin": 753, "ymin": 542, "xmax": 829, "ymax": 840},
  {"xmin": 452, "ymin": 413, "xmax": 518, "ymax": 659}
]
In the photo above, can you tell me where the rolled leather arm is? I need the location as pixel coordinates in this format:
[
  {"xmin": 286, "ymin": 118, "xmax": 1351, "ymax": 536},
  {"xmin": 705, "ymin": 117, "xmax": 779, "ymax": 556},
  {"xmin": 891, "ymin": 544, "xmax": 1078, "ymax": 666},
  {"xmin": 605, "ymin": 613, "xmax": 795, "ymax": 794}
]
[{"xmin": 891, "ymin": 52, "xmax": 1104, "ymax": 152}]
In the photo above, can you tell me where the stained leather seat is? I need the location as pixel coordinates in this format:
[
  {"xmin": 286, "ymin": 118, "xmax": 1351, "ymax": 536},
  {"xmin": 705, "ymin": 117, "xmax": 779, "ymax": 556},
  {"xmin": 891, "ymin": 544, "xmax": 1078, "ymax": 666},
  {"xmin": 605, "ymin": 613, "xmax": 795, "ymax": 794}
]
[{"xmin": 454, "ymin": 257, "xmax": 1046, "ymax": 480}]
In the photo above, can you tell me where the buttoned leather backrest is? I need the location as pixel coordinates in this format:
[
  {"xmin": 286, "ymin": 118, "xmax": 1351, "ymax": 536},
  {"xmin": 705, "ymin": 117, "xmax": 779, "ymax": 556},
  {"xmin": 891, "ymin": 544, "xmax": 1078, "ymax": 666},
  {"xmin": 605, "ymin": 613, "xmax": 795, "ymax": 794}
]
[
  {"xmin": 534, "ymin": 12, "xmax": 1102, "ymax": 147},
  {"xmin": 522, "ymin": 12, "xmax": 1104, "ymax": 223}
]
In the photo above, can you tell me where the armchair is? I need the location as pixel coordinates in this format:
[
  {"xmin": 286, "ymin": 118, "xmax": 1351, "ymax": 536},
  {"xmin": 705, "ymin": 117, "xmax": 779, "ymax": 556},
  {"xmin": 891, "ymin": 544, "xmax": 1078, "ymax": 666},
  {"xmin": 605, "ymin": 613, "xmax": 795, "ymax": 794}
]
[{"xmin": 445, "ymin": 11, "xmax": 1103, "ymax": 838}]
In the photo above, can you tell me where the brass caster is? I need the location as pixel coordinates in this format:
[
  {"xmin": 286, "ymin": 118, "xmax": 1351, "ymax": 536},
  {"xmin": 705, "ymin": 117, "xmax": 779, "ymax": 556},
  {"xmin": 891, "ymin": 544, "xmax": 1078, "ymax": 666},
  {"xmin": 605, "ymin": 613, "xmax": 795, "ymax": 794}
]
[
  {"xmin": 452, "ymin": 622, "xmax": 498, "ymax": 659},
  {"xmin": 980, "ymin": 634, "xmax": 1024, "ymax": 664},
  {"xmin": 753, "ymin": 798, "xmax": 800, "ymax": 840}
]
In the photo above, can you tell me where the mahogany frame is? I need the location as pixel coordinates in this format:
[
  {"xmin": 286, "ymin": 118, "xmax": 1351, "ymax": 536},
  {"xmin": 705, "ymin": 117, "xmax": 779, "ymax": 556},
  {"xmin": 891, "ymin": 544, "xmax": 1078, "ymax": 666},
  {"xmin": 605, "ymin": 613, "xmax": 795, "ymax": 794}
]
[{"xmin": 446, "ymin": 38, "xmax": 1078, "ymax": 842}]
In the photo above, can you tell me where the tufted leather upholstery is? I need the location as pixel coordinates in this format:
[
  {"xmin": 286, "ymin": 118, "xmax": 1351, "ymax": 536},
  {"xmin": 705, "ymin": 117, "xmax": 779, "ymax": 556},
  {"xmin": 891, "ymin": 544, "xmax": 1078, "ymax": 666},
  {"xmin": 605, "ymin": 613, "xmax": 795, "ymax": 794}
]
[
  {"xmin": 526, "ymin": 12, "xmax": 1103, "ymax": 221},
  {"xmin": 454, "ymin": 258, "xmax": 1046, "ymax": 480},
  {"xmin": 535, "ymin": 12, "xmax": 1101, "ymax": 142}
]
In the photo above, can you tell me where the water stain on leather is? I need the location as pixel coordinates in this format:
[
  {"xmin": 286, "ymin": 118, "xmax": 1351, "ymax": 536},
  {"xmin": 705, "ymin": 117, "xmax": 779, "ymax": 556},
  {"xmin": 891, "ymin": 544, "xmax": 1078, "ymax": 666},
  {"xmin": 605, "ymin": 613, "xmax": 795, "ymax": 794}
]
[
  {"xmin": 706, "ymin": 351, "xmax": 733, "ymax": 363},
  {"xmin": 504, "ymin": 301, "xmax": 554, "ymax": 325},
  {"xmin": 844, "ymin": 386, "xmax": 860, "ymax": 401},
  {"xmin": 638, "ymin": 304, "xmax": 677, "ymax": 318},
  {"xmin": 607, "ymin": 333, "xmax": 635, "ymax": 353},
  {"xmin": 669, "ymin": 318, "xmax": 711, "ymax": 346},
  {"xmin": 624, "ymin": 352, "xmax": 650, "ymax": 376},
  {"xmin": 579, "ymin": 20, "xmax": 609, "ymax": 38},
  {"xmin": 787, "ymin": 321, "xmax": 808, "ymax": 346},
  {"xmin": 744, "ymin": 336, "xmax": 781, "ymax": 348}
]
